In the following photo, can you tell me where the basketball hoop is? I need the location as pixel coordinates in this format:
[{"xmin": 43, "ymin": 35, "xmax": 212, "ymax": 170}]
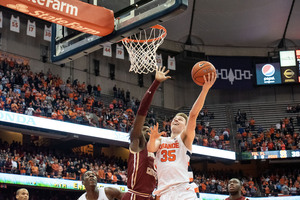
[{"xmin": 122, "ymin": 25, "xmax": 167, "ymax": 74}]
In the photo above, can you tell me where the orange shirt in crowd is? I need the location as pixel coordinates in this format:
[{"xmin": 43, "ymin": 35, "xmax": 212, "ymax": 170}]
[
  {"xmin": 52, "ymin": 163, "xmax": 59, "ymax": 172},
  {"xmin": 81, "ymin": 167, "xmax": 87, "ymax": 175},
  {"xmin": 98, "ymin": 169, "xmax": 105, "ymax": 179},
  {"xmin": 31, "ymin": 165, "xmax": 39, "ymax": 175}
]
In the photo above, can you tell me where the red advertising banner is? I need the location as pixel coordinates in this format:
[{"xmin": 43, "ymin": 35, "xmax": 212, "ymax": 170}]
[{"xmin": 0, "ymin": 0, "xmax": 114, "ymax": 37}]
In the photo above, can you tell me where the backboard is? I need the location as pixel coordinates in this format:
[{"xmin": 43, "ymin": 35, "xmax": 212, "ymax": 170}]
[{"xmin": 51, "ymin": 0, "xmax": 188, "ymax": 64}]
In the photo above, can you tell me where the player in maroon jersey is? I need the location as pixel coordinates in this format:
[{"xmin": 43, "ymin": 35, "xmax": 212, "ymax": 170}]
[
  {"xmin": 225, "ymin": 178, "xmax": 249, "ymax": 200},
  {"xmin": 122, "ymin": 66, "xmax": 170, "ymax": 200}
]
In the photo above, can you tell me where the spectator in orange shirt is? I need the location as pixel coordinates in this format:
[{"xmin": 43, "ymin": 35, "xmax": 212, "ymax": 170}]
[
  {"xmin": 97, "ymin": 84, "xmax": 101, "ymax": 97},
  {"xmin": 106, "ymin": 169, "xmax": 112, "ymax": 183},
  {"xmin": 52, "ymin": 160, "xmax": 59, "ymax": 176},
  {"xmin": 249, "ymin": 118, "xmax": 255, "ymax": 131},
  {"xmin": 80, "ymin": 164, "xmax": 87, "ymax": 178},
  {"xmin": 31, "ymin": 163, "xmax": 39, "ymax": 176},
  {"xmin": 11, "ymin": 100, "xmax": 18, "ymax": 112},
  {"xmin": 98, "ymin": 165, "xmax": 105, "ymax": 182}
]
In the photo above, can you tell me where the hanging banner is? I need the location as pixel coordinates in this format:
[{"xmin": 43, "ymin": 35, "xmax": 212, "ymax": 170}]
[
  {"xmin": 0, "ymin": 12, "xmax": 3, "ymax": 28},
  {"xmin": 10, "ymin": 15, "xmax": 20, "ymax": 33},
  {"xmin": 156, "ymin": 54, "xmax": 162, "ymax": 68},
  {"xmin": 26, "ymin": 20, "xmax": 36, "ymax": 37},
  {"xmin": 168, "ymin": 55, "xmax": 176, "ymax": 70},
  {"xmin": 103, "ymin": 44, "xmax": 112, "ymax": 57},
  {"xmin": 44, "ymin": 25, "xmax": 51, "ymax": 41},
  {"xmin": 209, "ymin": 56, "xmax": 254, "ymax": 89},
  {"xmin": 0, "ymin": 0, "xmax": 114, "ymax": 37},
  {"xmin": 116, "ymin": 44, "xmax": 124, "ymax": 59}
]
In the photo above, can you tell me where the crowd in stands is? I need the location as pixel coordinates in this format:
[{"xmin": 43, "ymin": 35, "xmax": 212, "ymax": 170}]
[
  {"xmin": 0, "ymin": 139, "xmax": 127, "ymax": 185},
  {"xmin": 199, "ymin": 106, "xmax": 215, "ymax": 120},
  {"xmin": 194, "ymin": 124, "xmax": 231, "ymax": 150},
  {"xmin": 286, "ymin": 104, "xmax": 300, "ymax": 113},
  {"xmin": 0, "ymin": 58, "xmax": 148, "ymax": 133},
  {"xmin": 194, "ymin": 170, "xmax": 260, "ymax": 197},
  {"xmin": 259, "ymin": 167, "xmax": 300, "ymax": 196},
  {"xmin": 194, "ymin": 167, "xmax": 300, "ymax": 197},
  {"xmin": 235, "ymin": 109, "xmax": 247, "ymax": 127},
  {"xmin": 236, "ymin": 116, "xmax": 300, "ymax": 152}
]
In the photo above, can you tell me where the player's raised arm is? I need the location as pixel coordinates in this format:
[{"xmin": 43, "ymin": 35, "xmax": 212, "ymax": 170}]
[
  {"xmin": 147, "ymin": 122, "xmax": 165, "ymax": 152},
  {"xmin": 181, "ymin": 72, "xmax": 216, "ymax": 150},
  {"xmin": 130, "ymin": 66, "xmax": 170, "ymax": 152}
]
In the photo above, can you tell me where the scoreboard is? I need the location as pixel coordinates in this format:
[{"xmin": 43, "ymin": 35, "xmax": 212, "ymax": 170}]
[{"xmin": 241, "ymin": 150, "xmax": 300, "ymax": 160}]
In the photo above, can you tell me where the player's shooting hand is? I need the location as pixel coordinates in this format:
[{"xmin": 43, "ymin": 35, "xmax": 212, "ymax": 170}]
[
  {"xmin": 148, "ymin": 122, "xmax": 166, "ymax": 139},
  {"xmin": 202, "ymin": 72, "xmax": 216, "ymax": 90},
  {"xmin": 155, "ymin": 66, "xmax": 171, "ymax": 82}
]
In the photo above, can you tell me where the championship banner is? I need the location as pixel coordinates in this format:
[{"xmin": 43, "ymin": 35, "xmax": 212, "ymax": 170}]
[
  {"xmin": 10, "ymin": 15, "xmax": 20, "ymax": 33},
  {"xmin": 168, "ymin": 55, "xmax": 176, "ymax": 70},
  {"xmin": 26, "ymin": 20, "xmax": 36, "ymax": 37},
  {"xmin": 0, "ymin": 0, "xmax": 114, "ymax": 37},
  {"xmin": 103, "ymin": 43, "xmax": 112, "ymax": 57},
  {"xmin": 156, "ymin": 54, "xmax": 162, "ymax": 68},
  {"xmin": 208, "ymin": 56, "xmax": 254, "ymax": 89},
  {"xmin": 44, "ymin": 25, "xmax": 51, "ymax": 41},
  {"xmin": 0, "ymin": 12, "xmax": 3, "ymax": 28},
  {"xmin": 116, "ymin": 44, "xmax": 124, "ymax": 59},
  {"xmin": 0, "ymin": 173, "xmax": 127, "ymax": 192}
]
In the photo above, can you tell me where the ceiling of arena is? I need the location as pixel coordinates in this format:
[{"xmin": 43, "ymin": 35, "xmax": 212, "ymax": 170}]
[{"xmin": 159, "ymin": 0, "xmax": 300, "ymax": 57}]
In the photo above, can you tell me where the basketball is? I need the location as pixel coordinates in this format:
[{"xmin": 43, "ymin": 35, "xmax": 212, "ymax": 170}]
[{"xmin": 191, "ymin": 61, "xmax": 216, "ymax": 86}]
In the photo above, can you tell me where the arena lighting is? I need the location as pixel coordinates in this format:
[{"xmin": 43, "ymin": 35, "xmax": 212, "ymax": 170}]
[
  {"xmin": 0, "ymin": 110, "xmax": 236, "ymax": 159},
  {"xmin": 192, "ymin": 145, "xmax": 236, "ymax": 160}
]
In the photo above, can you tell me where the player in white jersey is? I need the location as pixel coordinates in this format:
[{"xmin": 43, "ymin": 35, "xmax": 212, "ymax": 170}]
[
  {"xmin": 78, "ymin": 171, "xmax": 124, "ymax": 200},
  {"xmin": 147, "ymin": 73, "xmax": 216, "ymax": 200}
]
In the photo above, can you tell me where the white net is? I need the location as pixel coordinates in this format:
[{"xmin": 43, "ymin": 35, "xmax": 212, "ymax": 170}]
[{"xmin": 122, "ymin": 25, "xmax": 167, "ymax": 74}]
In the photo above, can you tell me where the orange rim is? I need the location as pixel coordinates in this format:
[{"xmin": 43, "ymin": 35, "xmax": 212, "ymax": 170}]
[{"xmin": 122, "ymin": 24, "xmax": 167, "ymax": 43}]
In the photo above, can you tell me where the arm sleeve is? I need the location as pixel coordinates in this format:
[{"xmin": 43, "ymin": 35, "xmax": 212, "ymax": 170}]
[{"xmin": 137, "ymin": 79, "xmax": 160, "ymax": 116}]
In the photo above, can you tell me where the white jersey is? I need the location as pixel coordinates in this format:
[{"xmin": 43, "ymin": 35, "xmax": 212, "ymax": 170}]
[
  {"xmin": 78, "ymin": 188, "xmax": 109, "ymax": 200},
  {"xmin": 155, "ymin": 135, "xmax": 193, "ymax": 193}
]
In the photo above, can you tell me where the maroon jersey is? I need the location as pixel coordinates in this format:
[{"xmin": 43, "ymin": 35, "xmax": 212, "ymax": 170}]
[
  {"xmin": 122, "ymin": 147, "xmax": 156, "ymax": 200},
  {"xmin": 225, "ymin": 197, "xmax": 249, "ymax": 200}
]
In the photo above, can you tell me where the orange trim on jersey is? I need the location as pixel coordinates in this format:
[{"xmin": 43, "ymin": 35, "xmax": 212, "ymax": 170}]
[
  {"xmin": 189, "ymin": 178, "xmax": 194, "ymax": 182},
  {"xmin": 194, "ymin": 187, "xmax": 199, "ymax": 193}
]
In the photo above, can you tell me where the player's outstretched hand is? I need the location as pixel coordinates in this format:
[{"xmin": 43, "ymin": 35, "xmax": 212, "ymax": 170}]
[
  {"xmin": 148, "ymin": 122, "xmax": 166, "ymax": 139},
  {"xmin": 203, "ymin": 72, "xmax": 216, "ymax": 90},
  {"xmin": 155, "ymin": 66, "xmax": 171, "ymax": 82}
]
